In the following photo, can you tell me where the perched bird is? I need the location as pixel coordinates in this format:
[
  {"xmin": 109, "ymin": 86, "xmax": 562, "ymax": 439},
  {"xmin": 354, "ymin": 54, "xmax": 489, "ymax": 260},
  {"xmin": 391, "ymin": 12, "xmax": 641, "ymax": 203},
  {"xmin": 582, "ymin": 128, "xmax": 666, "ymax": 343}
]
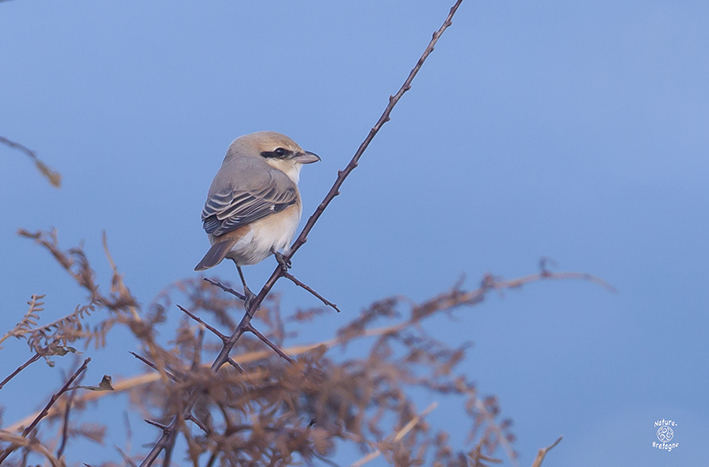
[{"xmin": 195, "ymin": 131, "xmax": 320, "ymax": 298}]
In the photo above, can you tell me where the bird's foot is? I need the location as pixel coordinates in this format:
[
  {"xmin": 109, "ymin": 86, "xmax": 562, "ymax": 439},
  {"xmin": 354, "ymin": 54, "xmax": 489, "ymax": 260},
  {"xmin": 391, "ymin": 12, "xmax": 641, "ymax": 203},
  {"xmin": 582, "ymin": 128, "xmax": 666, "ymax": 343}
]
[
  {"xmin": 243, "ymin": 285, "xmax": 255, "ymax": 311},
  {"xmin": 273, "ymin": 250, "xmax": 292, "ymax": 272}
]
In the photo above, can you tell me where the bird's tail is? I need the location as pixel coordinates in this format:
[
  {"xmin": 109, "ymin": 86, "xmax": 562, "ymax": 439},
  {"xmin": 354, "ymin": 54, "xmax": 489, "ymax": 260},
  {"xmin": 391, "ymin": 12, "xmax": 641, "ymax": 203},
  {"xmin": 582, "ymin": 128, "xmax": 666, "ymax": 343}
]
[{"xmin": 194, "ymin": 238, "xmax": 238, "ymax": 271}]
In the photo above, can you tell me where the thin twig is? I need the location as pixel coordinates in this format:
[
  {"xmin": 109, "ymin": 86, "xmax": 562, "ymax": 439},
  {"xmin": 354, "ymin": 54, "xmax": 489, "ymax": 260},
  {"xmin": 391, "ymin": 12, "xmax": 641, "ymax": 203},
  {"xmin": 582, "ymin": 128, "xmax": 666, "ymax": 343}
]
[
  {"xmin": 115, "ymin": 445, "xmax": 138, "ymax": 467},
  {"xmin": 177, "ymin": 304, "xmax": 227, "ymax": 341},
  {"xmin": 227, "ymin": 357, "xmax": 244, "ymax": 373},
  {"xmin": 130, "ymin": 352, "xmax": 180, "ymax": 383},
  {"xmin": 282, "ymin": 271, "xmax": 341, "ymax": 313},
  {"xmin": 56, "ymin": 369, "xmax": 86, "ymax": 459},
  {"xmin": 350, "ymin": 402, "xmax": 438, "ymax": 467},
  {"xmin": 192, "ymin": 326, "xmax": 205, "ymax": 371},
  {"xmin": 203, "ymin": 278, "xmax": 246, "ymax": 301},
  {"xmin": 244, "ymin": 324, "xmax": 293, "ymax": 363},
  {"xmin": 204, "ymin": 450, "xmax": 218, "ymax": 467},
  {"xmin": 0, "ymin": 352, "xmax": 41, "ymax": 391},
  {"xmin": 0, "ymin": 135, "xmax": 61, "ymax": 187},
  {"xmin": 530, "ymin": 436, "xmax": 563, "ymax": 467},
  {"xmin": 0, "ymin": 358, "xmax": 90, "ymax": 463},
  {"xmin": 145, "ymin": 419, "xmax": 169, "ymax": 431},
  {"xmin": 185, "ymin": 414, "xmax": 210, "ymax": 434}
]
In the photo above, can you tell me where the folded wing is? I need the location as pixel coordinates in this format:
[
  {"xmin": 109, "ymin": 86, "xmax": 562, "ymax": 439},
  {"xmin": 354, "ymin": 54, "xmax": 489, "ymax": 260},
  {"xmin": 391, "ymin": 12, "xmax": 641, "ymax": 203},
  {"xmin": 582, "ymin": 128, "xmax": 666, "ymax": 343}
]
[{"xmin": 201, "ymin": 168, "xmax": 298, "ymax": 237}]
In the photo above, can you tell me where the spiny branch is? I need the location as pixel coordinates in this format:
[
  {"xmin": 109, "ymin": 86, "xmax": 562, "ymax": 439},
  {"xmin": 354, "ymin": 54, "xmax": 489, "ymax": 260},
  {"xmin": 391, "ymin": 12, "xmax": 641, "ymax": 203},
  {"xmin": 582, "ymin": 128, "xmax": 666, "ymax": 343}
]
[
  {"xmin": 140, "ymin": 1, "xmax": 465, "ymax": 464},
  {"xmin": 246, "ymin": 0, "xmax": 465, "ymax": 324}
]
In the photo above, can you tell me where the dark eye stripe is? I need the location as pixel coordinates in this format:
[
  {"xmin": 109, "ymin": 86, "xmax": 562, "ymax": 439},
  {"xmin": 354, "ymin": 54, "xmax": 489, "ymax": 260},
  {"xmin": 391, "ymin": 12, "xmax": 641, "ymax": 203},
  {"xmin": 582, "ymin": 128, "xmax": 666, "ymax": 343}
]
[{"xmin": 261, "ymin": 148, "xmax": 292, "ymax": 159}]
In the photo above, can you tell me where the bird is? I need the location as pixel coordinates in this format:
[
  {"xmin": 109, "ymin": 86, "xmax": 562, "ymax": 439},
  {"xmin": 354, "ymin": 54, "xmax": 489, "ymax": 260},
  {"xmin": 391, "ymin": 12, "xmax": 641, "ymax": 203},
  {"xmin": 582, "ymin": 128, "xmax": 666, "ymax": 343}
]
[{"xmin": 194, "ymin": 131, "xmax": 320, "ymax": 301}]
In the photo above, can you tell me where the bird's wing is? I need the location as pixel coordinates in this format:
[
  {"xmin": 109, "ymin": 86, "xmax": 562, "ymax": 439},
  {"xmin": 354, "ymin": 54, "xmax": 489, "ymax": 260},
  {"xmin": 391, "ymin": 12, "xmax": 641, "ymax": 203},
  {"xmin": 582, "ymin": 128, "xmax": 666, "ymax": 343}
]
[{"xmin": 201, "ymin": 168, "xmax": 297, "ymax": 237}]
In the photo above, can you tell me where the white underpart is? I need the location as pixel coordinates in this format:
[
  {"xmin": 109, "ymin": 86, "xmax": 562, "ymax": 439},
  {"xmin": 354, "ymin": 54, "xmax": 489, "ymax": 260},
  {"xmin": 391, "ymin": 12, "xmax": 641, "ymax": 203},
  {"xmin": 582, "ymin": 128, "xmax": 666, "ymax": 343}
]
[{"xmin": 228, "ymin": 204, "xmax": 301, "ymax": 265}]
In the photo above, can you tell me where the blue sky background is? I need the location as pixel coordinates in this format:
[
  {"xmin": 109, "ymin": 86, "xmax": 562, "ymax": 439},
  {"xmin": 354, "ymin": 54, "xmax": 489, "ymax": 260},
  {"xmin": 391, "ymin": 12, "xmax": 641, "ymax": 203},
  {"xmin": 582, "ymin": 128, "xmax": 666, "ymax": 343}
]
[{"xmin": 1, "ymin": 1, "xmax": 707, "ymax": 466}]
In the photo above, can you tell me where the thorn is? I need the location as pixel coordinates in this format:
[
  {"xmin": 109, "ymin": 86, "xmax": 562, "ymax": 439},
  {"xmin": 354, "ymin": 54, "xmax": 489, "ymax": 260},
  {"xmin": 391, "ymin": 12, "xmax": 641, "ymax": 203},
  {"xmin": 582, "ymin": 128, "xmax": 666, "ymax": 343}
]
[
  {"xmin": 145, "ymin": 419, "xmax": 169, "ymax": 431},
  {"xmin": 227, "ymin": 357, "xmax": 244, "ymax": 373}
]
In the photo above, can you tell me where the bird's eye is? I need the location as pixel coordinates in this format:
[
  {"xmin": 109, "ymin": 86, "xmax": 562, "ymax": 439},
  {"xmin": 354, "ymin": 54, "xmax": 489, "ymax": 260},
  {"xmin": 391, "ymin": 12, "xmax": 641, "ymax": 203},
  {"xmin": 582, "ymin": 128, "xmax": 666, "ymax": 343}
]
[{"xmin": 274, "ymin": 148, "xmax": 286, "ymax": 157}]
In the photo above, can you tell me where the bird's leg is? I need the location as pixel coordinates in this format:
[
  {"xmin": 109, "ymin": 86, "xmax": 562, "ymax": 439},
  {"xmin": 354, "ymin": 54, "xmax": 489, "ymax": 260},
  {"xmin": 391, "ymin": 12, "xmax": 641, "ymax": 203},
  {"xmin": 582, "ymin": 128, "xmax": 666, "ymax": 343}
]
[
  {"xmin": 272, "ymin": 248, "xmax": 292, "ymax": 272},
  {"xmin": 235, "ymin": 263, "xmax": 255, "ymax": 310}
]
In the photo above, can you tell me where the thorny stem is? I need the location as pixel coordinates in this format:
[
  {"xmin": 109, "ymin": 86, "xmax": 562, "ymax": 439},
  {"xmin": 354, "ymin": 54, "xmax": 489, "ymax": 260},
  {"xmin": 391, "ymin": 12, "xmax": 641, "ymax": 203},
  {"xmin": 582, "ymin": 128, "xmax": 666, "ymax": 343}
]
[
  {"xmin": 248, "ymin": 0, "xmax": 465, "ymax": 320},
  {"xmin": 139, "ymin": 1, "xmax": 465, "ymax": 465},
  {"xmin": 0, "ymin": 358, "xmax": 90, "ymax": 464}
]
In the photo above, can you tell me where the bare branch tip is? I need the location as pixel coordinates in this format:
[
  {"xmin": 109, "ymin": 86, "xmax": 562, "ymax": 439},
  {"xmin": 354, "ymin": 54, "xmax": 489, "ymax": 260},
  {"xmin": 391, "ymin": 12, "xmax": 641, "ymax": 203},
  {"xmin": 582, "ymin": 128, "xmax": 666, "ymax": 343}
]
[{"xmin": 144, "ymin": 419, "xmax": 169, "ymax": 431}]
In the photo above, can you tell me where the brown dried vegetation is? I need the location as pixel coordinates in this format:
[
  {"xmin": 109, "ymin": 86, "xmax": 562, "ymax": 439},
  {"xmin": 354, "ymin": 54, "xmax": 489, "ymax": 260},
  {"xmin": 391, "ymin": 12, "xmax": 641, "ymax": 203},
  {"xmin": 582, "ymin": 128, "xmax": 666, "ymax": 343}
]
[{"xmin": 0, "ymin": 228, "xmax": 589, "ymax": 466}]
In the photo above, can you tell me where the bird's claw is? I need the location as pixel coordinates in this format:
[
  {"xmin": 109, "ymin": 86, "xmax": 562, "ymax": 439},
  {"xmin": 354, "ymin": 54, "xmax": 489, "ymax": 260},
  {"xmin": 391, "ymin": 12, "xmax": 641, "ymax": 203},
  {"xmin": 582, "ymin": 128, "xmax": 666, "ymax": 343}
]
[
  {"xmin": 243, "ymin": 285, "xmax": 255, "ymax": 311},
  {"xmin": 273, "ymin": 251, "xmax": 292, "ymax": 272}
]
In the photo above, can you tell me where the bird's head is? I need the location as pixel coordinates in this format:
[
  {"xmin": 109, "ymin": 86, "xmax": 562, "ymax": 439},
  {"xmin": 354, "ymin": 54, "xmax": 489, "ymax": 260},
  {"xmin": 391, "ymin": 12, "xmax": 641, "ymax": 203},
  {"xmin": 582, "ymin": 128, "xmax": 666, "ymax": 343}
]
[{"xmin": 228, "ymin": 131, "xmax": 320, "ymax": 183}]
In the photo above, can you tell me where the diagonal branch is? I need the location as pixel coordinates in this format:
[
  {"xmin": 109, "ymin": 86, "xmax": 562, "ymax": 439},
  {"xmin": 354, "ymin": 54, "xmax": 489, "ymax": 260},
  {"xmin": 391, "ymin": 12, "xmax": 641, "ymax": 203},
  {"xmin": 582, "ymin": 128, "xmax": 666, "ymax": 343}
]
[
  {"xmin": 243, "ymin": 324, "xmax": 293, "ymax": 364},
  {"xmin": 130, "ymin": 352, "xmax": 181, "ymax": 383},
  {"xmin": 282, "ymin": 271, "xmax": 341, "ymax": 313},
  {"xmin": 176, "ymin": 304, "xmax": 227, "ymax": 341},
  {"xmin": 202, "ymin": 278, "xmax": 246, "ymax": 301},
  {"xmin": 0, "ymin": 352, "xmax": 41, "ymax": 391},
  {"xmin": 56, "ymin": 369, "xmax": 86, "ymax": 459},
  {"xmin": 245, "ymin": 0, "xmax": 465, "ymax": 320},
  {"xmin": 140, "ymin": 2, "xmax": 465, "ymax": 464}
]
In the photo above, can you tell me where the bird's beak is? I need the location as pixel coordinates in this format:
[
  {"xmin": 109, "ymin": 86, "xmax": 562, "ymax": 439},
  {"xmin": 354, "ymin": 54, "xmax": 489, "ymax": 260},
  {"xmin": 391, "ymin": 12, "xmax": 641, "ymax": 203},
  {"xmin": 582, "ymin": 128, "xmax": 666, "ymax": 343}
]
[{"xmin": 292, "ymin": 151, "xmax": 321, "ymax": 164}]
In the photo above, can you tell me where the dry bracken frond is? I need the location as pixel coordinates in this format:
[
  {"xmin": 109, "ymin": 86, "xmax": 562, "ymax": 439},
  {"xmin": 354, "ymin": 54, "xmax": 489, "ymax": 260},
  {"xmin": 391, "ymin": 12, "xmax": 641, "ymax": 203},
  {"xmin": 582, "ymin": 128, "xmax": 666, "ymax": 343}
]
[{"xmin": 0, "ymin": 295, "xmax": 46, "ymax": 348}]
